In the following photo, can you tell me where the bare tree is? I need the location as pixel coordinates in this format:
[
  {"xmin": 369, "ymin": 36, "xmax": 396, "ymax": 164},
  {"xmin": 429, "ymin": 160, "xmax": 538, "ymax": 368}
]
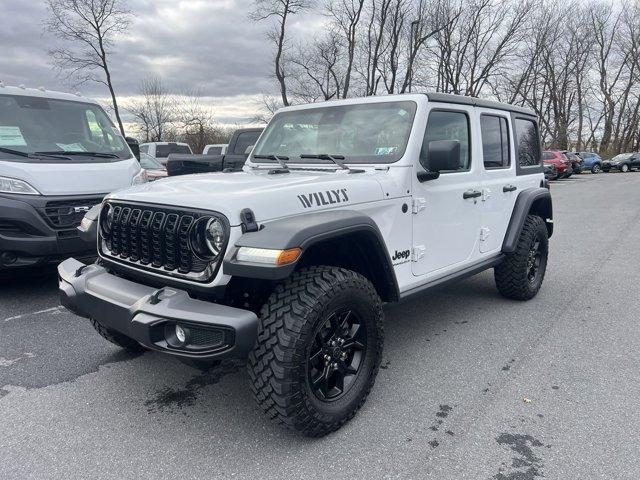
[
  {"xmin": 250, "ymin": 0, "xmax": 309, "ymax": 107},
  {"xmin": 326, "ymin": 0, "xmax": 367, "ymax": 98},
  {"xmin": 126, "ymin": 78, "xmax": 175, "ymax": 143},
  {"xmin": 45, "ymin": 0, "xmax": 131, "ymax": 135}
]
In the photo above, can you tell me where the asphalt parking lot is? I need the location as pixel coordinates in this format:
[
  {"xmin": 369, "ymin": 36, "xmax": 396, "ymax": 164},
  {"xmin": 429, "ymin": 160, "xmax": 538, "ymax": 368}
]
[{"xmin": 1, "ymin": 172, "xmax": 639, "ymax": 479}]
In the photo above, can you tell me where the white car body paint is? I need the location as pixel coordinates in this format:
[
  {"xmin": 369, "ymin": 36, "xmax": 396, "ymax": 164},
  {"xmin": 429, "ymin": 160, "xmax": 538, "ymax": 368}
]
[
  {"xmin": 0, "ymin": 85, "xmax": 141, "ymax": 196},
  {"xmin": 100, "ymin": 94, "xmax": 545, "ymax": 295}
]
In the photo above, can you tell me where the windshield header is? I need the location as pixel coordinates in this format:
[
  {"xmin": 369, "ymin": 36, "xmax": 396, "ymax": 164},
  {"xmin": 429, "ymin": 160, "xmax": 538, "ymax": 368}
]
[{"xmin": 252, "ymin": 101, "xmax": 417, "ymax": 165}]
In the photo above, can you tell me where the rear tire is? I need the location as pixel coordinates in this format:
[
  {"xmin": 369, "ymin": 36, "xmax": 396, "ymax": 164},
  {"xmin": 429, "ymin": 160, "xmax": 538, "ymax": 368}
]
[
  {"xmin": 90, "ymin": 318, "xmax": 145, "ymax": 352},
  {"xmin": 591, "ymin": 164, "xmax": 601, "ymax": 174},
  {"xmin": 248, "ymin": 266, "xmax": 384, "ymax": 437},
  {"xmin": 495, "ymin": 215, "xmax": 549, "ymax": 301}
]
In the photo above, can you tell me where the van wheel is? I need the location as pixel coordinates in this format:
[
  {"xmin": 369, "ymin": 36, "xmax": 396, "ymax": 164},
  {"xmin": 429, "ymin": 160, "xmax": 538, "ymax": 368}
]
[
  {"xmin": 90, "ymin": 318, "xmax": 145, "ymax": 352},
  {"xmin": 494, "ymin": 215, "xmax": 549, "ymax": 301},
  {"xmin": 248, "ymin": 266, "xmax": 384, "ymax": 437},
  {"xmin": 591, "ymin": 164, "xmax": 601, "ymax": 174}
]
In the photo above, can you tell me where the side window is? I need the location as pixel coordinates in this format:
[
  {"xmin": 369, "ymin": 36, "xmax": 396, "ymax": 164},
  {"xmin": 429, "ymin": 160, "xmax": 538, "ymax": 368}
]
[
  {"xmin": 514, "ymin": 118, "xmax": 541, "ymax": 167},
  {"xmin": 481, "ymin": 115, "xmax": 510, "ymax": 169},
  {"xmin": 421, "ymin": 110, "xmax": 470, "ymax": 171}
]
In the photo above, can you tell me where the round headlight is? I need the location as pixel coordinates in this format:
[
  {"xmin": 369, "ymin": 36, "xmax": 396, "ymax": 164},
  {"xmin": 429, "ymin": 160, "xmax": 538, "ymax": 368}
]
[
  {"xmin": 190, "ymin": 216, "xmax": 227, "ymax": 261},
  {"xmin": 204, "ymin": 218, "xmax": 225, "ymax": 257}
]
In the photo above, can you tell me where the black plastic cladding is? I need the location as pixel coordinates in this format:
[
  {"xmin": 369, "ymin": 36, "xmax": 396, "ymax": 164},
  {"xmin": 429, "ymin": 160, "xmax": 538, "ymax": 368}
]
[{"xmin": 99, "ymin": 200, "xmax": 230, "ymax": 282}]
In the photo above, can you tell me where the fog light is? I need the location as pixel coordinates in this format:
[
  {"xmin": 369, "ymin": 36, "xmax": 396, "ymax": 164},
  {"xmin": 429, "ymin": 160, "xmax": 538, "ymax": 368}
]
[{"xmin": 175, "ymin": 324, "xmax": 187, "ymax": 344}]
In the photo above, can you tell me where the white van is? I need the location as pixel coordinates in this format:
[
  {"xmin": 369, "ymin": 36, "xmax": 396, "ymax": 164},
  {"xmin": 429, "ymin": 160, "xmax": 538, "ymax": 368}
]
[
  {"xmin": 0, "ymin": 84, "xmax": 145, "ymax": 270},
  {"xmin": 139, "ymin": 142, "xmax": 192, "ymax": 164}
]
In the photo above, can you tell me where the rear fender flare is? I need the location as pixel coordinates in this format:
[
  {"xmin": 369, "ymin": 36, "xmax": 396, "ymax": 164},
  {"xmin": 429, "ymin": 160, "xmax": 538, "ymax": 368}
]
[{"xmin": 502, "ymin": 188, "xmax": 553, "ymax": 253}]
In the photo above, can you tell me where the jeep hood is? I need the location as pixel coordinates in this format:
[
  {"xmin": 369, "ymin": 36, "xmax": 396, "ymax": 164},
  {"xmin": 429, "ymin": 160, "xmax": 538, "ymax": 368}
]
[{"xmin": 107, "ymin": 169, "xmax": 388, "ymax": 225}]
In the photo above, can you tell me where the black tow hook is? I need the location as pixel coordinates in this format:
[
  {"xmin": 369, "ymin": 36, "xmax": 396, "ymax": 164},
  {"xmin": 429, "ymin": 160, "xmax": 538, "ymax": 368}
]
[
  {"xmin": 75, "ymin": 265, "xmax": 89, "ymax": 277},
  {"xmin": 148, "ymin": 288, "xmax": 166, "ymax": 305}
]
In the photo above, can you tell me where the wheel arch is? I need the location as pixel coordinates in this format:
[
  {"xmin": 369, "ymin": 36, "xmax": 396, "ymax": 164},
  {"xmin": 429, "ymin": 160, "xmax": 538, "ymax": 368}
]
[
  {"xmin": 502, "ymin": 188, "xmax": 553, "ymax": 253},
  {"xmin": 223, "ymin": 210, "xmax": 400, "ymax": 303}
]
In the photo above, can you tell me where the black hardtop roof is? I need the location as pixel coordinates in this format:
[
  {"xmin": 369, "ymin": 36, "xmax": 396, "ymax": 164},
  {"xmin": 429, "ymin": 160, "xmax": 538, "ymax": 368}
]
[{"xmin": 425, "ymin": 92, "xmax": 536, "ymax": 117}]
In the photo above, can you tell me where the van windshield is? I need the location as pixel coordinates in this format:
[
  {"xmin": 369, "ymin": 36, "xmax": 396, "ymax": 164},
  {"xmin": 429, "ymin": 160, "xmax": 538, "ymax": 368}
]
[
  {"xmin": 0, "ymin": 94, "xmax": 130, "ymax": 162},
  {"xmin": 252, "ymin": 101, "xmax": 417, "ymax": 164}
]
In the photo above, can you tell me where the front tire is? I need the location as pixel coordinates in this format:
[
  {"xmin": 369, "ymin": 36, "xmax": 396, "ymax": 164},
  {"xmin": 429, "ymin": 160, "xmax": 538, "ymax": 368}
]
[
  {"xmin": 621, "ymin": 164, "xmax": 630, "ymax": 173},
  {"xmin": 591, "ymin": 164, "xmax": 601, "ymax": 174},
  {"xmin": 494, "ymin": 215, "xmax": 549, "ymax": 301},
  {"xmin": 248, "ymin": 266, "xmax": 384, "ymax": 437}
]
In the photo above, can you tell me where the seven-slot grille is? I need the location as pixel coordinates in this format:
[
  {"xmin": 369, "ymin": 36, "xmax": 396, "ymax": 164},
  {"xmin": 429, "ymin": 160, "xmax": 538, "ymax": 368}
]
[{"xmin": 101, "ymin": 203, "xmax": 211, "ymax": 278}]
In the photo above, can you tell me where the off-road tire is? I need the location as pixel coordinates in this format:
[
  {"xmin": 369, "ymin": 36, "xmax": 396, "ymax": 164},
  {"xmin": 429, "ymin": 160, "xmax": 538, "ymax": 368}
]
[
  {"xmin": 90, "ymin": 318, "xmax": 145, "ymax": 352},
  {"xmin": 248, "ymin": 266, "xmax": 384, "ymax": 437},
  {"xmin": 494, "ymin": 215, "xmax": 548, "ymax": 301}
]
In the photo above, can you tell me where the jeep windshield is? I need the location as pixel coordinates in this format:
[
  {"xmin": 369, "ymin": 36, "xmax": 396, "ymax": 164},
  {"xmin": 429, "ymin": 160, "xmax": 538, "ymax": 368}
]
[
  {"xmin": 0, "ymin": 94, "xmax": 131, "ymax": 162},
  {"xmin": 251, "ymin": 101, "xmax": 417, "ymax": 164}
]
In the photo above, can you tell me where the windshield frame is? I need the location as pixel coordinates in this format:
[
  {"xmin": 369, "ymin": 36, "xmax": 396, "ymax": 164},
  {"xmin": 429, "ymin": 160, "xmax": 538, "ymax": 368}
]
[
  {"xmin": 250, "ymin": 100, "xmax": 418, "ymax": 166},
  {"xmin": 0, "ymin": 94, "xmax": 133, "ymax": 163}
]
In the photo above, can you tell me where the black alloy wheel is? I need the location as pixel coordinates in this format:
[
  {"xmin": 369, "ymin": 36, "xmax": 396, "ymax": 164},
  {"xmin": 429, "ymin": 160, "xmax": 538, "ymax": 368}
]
[
  {"xmin": 526, "ymin": 240, "xmax": 543, "ymax": 284},
  {"xmin": 308, "ymin": 308, "xmax": 367, "ymax": 401}
]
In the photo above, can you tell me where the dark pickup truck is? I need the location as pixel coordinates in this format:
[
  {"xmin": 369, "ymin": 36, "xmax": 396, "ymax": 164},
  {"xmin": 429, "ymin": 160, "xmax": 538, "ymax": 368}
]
[{"xmin": 166, "ymin": 128, "xmax": 263, "ymax": 177}]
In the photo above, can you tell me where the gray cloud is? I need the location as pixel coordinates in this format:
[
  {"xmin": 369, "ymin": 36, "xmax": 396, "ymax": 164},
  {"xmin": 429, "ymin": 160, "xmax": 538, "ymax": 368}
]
[{"xmin": 1, "ymin": 0, "xmax": 280, "ymax": 121}]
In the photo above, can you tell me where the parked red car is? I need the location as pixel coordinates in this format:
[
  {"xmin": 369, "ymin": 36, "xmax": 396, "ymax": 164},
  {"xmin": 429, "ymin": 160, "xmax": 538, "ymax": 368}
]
[{"xmin": 542, "ymin": 150, "xmax": 572, "ymax": 178}]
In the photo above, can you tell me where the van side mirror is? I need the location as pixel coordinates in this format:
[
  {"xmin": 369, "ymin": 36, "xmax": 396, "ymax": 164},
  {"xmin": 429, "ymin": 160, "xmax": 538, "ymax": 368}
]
[
  {"xmin": 125, "ymin": 137, "xmax": 140, "ymax": 160},
  {"xmin": 418, "ymin": 140, "xmax": 460, "ymax": 182}
]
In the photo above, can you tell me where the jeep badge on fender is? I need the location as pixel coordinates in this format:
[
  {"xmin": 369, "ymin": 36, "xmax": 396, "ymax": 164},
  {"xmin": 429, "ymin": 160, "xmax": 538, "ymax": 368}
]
[{"xmin": 58, "ymin": 93, "xmax": 552, "ymax": 438}]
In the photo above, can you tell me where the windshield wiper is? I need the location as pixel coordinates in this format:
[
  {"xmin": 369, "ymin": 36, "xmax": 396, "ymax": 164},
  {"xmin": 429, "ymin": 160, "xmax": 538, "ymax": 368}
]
[
  {"xmin": 36, "ymin": 151, "xmax": 120, "ymax": 159},
  {"xmin": 300, "ymin": 154, "xmax": 364, "ymax": 173},
  {"xmin": 0, "ymin": 147, "xmax": 71, "ymax": 161},
  {"xmin": 0, "ymin": 147, "xmax": 29, "ymax": 157},
  {"xmin": 253, "ymin": 154, "xmax": 290, "ymax": 170}
]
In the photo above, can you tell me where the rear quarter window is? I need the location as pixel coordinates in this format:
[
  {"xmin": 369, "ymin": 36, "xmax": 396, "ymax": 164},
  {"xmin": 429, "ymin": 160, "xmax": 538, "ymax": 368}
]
[{"xmin": 514, "ymin": 118, "xmax": 541, "ymax": 168}]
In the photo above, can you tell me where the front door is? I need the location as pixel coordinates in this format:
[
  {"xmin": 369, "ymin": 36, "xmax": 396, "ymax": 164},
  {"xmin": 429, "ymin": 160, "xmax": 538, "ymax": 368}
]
[{"xmin": 412, "ymin": 107, "xmax": 483, "ymax": 278}]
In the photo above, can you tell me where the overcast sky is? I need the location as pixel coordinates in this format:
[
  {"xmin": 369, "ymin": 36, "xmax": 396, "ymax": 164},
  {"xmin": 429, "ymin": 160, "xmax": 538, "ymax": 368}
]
[{"xmin": 0, "ymin": 0, "xmax": 314, "ymax": 126}]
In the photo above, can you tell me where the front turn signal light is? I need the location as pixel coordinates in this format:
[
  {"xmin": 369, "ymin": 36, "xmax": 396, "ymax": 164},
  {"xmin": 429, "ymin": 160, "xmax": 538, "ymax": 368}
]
[{"xmin": 236, "ymin": 247, "xmax": 302, "ymax": 266}]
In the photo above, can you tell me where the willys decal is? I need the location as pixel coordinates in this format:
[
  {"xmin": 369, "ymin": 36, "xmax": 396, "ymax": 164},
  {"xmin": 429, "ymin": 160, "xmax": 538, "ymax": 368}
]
[{"xmin": 297, "ymin": 189, "xmax": 349, "ymax": 209}]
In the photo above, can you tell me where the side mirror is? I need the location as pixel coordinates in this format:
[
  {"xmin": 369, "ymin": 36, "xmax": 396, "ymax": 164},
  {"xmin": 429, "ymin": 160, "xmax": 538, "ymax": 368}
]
[
  {"xmin": 418, "ymin": 140, "xmax": 460, "ymax": 182},
  {"xmin": 125, "ymin": 136, "xmax": 140, "ymax": 160}
]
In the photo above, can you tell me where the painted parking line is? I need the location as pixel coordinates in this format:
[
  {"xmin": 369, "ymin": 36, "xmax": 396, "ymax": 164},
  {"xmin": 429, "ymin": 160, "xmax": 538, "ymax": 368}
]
[{"xmin": 3, "ymin": 306, "xmax": 65, "ymax": 322}]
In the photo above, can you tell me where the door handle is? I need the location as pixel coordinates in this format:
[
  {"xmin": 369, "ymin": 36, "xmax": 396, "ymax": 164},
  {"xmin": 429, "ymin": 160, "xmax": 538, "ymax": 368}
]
[
  {"xmin": 503, "ymin": 185, "xmax": 517, "ymax": 193},
  {"xmin": 463, "ymin": 189, "xmax": 482, "ymax": 199}
]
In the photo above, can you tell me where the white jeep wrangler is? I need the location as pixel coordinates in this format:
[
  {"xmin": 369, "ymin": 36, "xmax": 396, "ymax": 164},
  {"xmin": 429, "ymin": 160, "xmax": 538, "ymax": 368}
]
[{"xmin": 59, "ymin": 93, "xmax": 552, "ymax": 437}]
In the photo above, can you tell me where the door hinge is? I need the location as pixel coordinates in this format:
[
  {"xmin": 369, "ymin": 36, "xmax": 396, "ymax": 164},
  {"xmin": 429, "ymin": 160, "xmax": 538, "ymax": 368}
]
[
  {"xmin": 412, "ymin": 245, "xmax": 426, "ymax": 262},
  {"xmin": 412, "ymin": 197, "xmax": 426, "ymax": 214},
  {"xmin": 480, "ymin": 228, "xmax": 491, "ymax": 242},
  {"xmin": 482, "ymin": 188, "xmax": 492, "ymax": 201}
]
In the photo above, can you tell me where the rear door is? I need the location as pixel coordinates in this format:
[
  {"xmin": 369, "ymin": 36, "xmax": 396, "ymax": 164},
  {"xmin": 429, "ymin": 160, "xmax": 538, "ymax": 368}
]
[
  {"xmin": 411, "ymin": 106, "xmax": 483, "ymax": 277},
  {"xmin": 477, "ymin": 111, "xmax": 516, "ymax": 254}
]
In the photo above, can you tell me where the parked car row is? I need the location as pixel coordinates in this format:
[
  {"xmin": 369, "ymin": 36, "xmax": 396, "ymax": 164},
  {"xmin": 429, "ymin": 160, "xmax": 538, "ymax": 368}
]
[{"xmin": 542, "ymin": 149, "xmax": 640, "ymax": 180}]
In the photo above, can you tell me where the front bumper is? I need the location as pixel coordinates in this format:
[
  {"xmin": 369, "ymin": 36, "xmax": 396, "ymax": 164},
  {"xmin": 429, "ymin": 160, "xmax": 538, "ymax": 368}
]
[
  {"xmin": 0, "ymin": 193, "xmax": 100, "ymax": 269},
  {"xmin": 58, "ymin": 258, "xmax": 259, "ymax": 361}
]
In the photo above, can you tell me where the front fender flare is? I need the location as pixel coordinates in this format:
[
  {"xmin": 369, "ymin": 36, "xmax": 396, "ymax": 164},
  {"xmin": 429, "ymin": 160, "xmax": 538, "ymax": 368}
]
[{"xmin": 223, "ymin": 209, "xmax": 399, "ymax": 300}]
